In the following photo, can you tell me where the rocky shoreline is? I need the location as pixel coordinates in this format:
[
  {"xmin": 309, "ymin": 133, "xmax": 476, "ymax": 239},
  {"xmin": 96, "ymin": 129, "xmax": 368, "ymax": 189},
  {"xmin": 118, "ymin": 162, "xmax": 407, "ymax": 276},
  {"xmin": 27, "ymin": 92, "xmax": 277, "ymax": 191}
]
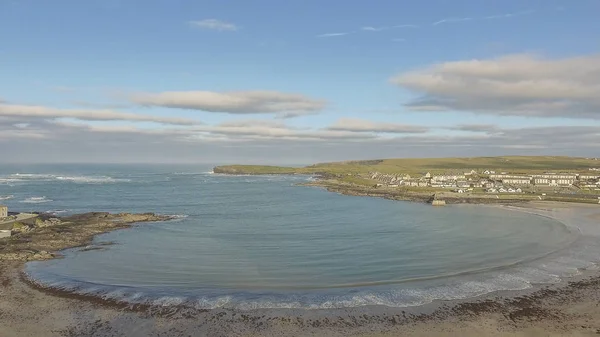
[{"xmin": 0, "ymin": 212, "xmax": 173, "ymax": 261}]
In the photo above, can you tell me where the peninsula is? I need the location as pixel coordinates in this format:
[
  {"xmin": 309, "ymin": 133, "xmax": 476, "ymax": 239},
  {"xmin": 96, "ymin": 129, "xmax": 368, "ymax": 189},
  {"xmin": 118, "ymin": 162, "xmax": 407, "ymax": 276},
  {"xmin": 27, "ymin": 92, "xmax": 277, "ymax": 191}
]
[{"xmin": 214, "ymin": 156, "xmax": 600, "ymax": 205}]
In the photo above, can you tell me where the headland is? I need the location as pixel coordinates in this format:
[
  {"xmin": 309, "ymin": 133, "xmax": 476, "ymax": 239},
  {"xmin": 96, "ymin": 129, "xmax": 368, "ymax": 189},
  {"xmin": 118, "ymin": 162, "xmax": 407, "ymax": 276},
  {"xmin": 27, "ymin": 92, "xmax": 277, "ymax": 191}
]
[{"xmin": 214, "ymin": 156, "xmax": 600, "ymax": 205}]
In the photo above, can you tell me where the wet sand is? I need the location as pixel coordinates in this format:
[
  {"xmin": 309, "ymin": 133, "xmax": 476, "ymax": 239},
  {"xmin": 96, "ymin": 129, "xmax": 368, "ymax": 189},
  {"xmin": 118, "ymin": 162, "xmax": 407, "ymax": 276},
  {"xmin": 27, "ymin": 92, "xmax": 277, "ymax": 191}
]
[{"xmin": 2, "ymin": 202, "xmax": 600, "ymax": 336}]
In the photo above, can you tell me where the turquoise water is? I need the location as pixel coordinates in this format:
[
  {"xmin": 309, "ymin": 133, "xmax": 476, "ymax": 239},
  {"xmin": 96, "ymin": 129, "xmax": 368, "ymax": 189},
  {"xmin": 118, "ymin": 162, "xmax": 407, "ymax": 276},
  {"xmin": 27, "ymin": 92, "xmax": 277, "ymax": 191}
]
[{"xmin": 0, "ymin": 165, "xmax": 591, "ymax": 309}]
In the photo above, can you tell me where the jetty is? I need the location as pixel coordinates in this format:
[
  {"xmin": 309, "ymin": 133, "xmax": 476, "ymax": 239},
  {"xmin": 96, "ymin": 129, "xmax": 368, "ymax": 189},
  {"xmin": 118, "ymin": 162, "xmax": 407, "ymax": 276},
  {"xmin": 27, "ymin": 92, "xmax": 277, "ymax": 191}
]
[{"xmin": 430, "ymin": 194, "xmax": 446, "ymax": 206}]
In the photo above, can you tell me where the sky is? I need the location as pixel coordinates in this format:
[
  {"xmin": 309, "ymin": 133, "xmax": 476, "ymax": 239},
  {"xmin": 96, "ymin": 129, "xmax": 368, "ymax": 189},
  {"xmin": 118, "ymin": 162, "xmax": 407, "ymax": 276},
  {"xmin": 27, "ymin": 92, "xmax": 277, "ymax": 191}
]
[{"xmin": 1, "ymin": 0, "xmax": 599, "ymax": 164}]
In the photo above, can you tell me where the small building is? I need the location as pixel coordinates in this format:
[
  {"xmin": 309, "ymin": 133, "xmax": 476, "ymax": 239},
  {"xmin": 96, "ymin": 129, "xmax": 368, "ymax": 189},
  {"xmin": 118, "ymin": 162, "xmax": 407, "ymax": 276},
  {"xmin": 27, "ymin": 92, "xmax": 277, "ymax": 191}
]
[
  {"xmin": 0, "ymin": 205, "xmax": 7, "ymax": 219},
  {"xmin": 457, "ymin": 181, "xmax": 471, "ymax": 188},
  {"xmin": 501, "ymin": 177, "xmax": 532, "ymax": 185},
  {"xmin": 532, "ymin": 174, "xmax": 577, "ymax": 186}
]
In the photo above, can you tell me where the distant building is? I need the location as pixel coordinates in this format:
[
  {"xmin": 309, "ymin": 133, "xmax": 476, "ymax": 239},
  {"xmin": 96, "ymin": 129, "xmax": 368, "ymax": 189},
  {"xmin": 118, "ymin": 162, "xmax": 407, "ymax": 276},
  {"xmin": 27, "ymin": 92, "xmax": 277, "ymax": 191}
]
[
  {"xmin": 0, "ymin": 205, "xmax": 7, "ymax": 219},
  {"xmin": 532, "ymin": 174, "xmax": 576, "ymax": 186},
  {"xmin": 501, "ymin": 177, "xmax": 532, "ymax": 185},
  {"xmin": 457, "ymin": 181, "xmax": 471, "ymax": 188}
]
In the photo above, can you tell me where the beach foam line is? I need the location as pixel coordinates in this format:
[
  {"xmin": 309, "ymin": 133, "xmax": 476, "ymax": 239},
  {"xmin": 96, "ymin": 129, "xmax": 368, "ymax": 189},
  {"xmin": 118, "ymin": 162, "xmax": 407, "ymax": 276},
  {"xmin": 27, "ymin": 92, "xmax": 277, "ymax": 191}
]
[{"xmin": 26, "ymin": 255, "xmax": 590, "ymax": 311}]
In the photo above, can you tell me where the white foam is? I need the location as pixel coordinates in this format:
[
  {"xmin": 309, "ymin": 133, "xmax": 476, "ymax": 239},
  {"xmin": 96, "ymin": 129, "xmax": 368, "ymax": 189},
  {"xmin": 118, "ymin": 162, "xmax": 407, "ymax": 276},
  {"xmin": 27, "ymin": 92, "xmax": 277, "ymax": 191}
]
[
  {"xmin": 152, "ymin": 296, "xmax": 186, "ymax": 306},
  {"xmin": 55, "ymin": 176, "xmax": 130, "ymax": 183},
  {"xmin": 45, "ymin": 209, "xmax": 69, "ymax": 215},
  {"xmin": 3, "ymin": 173, "xmax": 129, "ymax": 184},
  {"xmin": 20, "ymin": 196, "xmax": 53, "ymax": 204},
  {"xmin": 168, "ymin": 214, "xmax": 189, "ymax": 219},
  {"xmin": 0, "ymin": 195, "xmax": 14, "ymax": 200}
]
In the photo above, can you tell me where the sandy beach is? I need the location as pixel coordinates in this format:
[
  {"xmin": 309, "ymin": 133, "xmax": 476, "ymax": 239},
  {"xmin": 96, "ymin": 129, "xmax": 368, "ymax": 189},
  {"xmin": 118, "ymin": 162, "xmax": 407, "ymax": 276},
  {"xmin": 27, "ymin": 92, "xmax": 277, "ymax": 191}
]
[{"xmin": 1, "ymin": 202, "xmax": 600, "ymax": 337}]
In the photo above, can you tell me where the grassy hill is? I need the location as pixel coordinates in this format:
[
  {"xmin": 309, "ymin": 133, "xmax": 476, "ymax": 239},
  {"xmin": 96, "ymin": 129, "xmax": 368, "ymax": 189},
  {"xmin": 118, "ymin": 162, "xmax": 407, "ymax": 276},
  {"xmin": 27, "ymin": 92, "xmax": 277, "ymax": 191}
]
[{"xmin": 214, "ymin": 156, "xmax": 600, "ymax": 176}]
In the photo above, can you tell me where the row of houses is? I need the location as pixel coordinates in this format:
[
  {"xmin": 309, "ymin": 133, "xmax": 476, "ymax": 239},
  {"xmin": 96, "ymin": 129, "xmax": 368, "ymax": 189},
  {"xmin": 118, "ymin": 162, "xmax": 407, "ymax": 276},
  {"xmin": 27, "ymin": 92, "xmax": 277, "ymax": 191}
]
[
  {"xmin": 369, "ymin": 170, "xmax": 600, "ymax": 190},
  {"xmin": 488, "ymin": 173, "xmax": 600, "ymax": 187}
]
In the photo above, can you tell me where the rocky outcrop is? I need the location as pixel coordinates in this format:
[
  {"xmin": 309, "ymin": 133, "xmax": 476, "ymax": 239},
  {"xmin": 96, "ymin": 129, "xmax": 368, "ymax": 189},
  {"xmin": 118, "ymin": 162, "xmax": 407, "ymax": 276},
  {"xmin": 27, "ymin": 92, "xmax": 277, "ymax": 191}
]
[
  {"xmin": 0, "ymin": 212, "xmax": 173, "ymax": 261},
  {"xmin": 1, "ymin": 250, "xmax": 54, "ymax": 261},
  {"xmin": 35, "ymin": 218, "xmax": 62, "ymax": 228}
]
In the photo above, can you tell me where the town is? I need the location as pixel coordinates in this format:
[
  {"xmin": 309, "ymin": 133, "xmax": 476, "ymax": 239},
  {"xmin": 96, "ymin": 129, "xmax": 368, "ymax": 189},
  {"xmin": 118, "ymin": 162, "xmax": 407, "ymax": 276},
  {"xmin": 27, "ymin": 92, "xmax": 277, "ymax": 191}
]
[{"xmin": 368, "ymin": 169, "xmax": 600, "ymax": 195}]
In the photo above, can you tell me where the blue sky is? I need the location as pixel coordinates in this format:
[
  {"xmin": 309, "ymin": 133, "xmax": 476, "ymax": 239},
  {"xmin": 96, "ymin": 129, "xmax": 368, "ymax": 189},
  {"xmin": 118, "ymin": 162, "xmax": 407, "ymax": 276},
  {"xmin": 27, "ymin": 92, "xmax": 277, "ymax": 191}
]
[{"xmin": 1, "ymin": 0, "xmax": 599, "ymax": 163}]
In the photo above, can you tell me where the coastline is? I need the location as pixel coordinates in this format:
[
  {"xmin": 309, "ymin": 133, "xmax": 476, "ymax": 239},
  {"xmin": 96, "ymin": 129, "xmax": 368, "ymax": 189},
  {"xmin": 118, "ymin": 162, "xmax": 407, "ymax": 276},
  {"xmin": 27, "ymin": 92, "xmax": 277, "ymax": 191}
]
[
  {"xmin": 300, "ymin": 178, "xmax": 600, "ymax": 205},
  {"xmin": 2, "ymin": 202, "xmax": 600, "ymax": 336}
]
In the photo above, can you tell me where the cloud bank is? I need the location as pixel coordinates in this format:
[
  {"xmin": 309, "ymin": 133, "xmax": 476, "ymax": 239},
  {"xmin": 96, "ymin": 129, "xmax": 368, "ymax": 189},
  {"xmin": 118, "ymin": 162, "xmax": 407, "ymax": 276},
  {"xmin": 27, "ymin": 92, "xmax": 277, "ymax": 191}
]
[
  {"xmin": 0, "ymin": 103, "xmax": 200, "ymax": 125},
  {"xmin": 391, "ymin": 54, "xmax": 600, "ymax": 119},
  {"xmin": 328, "ymin": 118, "xmax": 428, "ymax": 133},
  {"xmin": 130, "ymin": 90, "xmax": 327, "ymax": 117}
]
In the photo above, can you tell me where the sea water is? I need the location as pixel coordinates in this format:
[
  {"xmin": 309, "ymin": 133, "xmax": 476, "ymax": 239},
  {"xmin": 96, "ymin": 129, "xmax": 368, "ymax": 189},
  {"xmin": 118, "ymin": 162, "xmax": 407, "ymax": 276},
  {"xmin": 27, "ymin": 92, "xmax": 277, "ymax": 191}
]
[{"xmin": 1, "ymin": 164, "xmax": 598, "ymax": 309}]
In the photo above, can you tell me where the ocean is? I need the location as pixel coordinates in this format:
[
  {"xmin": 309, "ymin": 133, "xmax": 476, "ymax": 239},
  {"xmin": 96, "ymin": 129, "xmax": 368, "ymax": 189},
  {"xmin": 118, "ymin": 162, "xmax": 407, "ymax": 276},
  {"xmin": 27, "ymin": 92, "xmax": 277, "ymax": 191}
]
[{"xmin": 1, "ymin": 164, "xmax": 599, "ymax": 310}]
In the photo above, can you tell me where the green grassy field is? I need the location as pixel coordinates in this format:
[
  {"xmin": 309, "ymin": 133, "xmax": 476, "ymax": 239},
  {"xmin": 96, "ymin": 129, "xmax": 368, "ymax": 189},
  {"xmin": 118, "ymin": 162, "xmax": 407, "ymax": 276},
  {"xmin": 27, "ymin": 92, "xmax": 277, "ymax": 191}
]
[
  {"xmin": 212, "ymin": 165, "xmax": 300, "ymax": 175},
  {"xmin": 214, "ymin": 156, "xmax": 600, "ymax": 176}
]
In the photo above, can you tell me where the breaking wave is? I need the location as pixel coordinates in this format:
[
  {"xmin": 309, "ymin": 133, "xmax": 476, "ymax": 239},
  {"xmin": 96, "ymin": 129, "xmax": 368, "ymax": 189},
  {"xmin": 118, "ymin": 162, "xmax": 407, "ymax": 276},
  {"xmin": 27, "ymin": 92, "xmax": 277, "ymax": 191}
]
[
  {"xmin": 20, "ymin": 196, "xmax": 53, "ymax": 204},
  {"xmin": 55, "ymin": 176, "xmax": 131, "ymax": 184},
  {"xmin": 0, "ymin": 195, "xmax": 14, "ymax": 201},
  {"xmin": 45, "ymin": 209, "xmax": 70, "ymax": 215},
  {"xmin": 23, "ymin": 257, "xmax": 593, "ymax": 310},
  {"xmin": 3, "ymin": 173, "xmax": 130, "ymax": 184}
]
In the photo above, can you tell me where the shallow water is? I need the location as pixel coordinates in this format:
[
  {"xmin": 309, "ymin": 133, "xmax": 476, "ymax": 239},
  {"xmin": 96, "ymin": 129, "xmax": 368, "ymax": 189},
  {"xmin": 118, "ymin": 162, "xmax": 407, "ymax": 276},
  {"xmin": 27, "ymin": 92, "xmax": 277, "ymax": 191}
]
[{"xmin": 2, "ymin": 164, "xmax": 598, "ymax": 309}]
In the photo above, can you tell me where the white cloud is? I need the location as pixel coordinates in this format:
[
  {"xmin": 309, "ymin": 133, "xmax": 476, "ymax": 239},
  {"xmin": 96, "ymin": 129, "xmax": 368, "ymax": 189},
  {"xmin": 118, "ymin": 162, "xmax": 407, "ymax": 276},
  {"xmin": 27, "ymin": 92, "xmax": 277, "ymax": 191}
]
[
  {"xmin": 447, "ymin": 124, "xmax": 501, "ymax": 133},
  {"xmin": 327, "ymin": 118, "xmax": 428, "ymax": 133},
  {"xmin": 391, "ymin": 54, "xmax": 600, "ymax": 119},
  {"xmin": 0, "ymin": 103, "xmax": 200, "ymax": 125},
  {"xmin": 361, "ymin": 26, "xmax": 385, "ymax": 32},
  {"xmin": 4, "ymin": 120, "xmax": 600, "ymax": 163},
  {"xmin": 316, "ymin": 32, "xmax": 350, "ymax": 38},
  {"xmin": 188, "ymin": 19, "xmax": 238, "ymax": 31},
  {"xmin": 432, "ymin": 17, "xmax": 473, "ymax": 26},
  {"xmin": 432, "ymin": 10, "xmax": 535, "ymax": 26},
  {"xmin": 130, "ymin": 90, "xmax": 327, "ymax": 117},
  {"xmin": 190, "ymin": 119, "xmax": 376, "ymax": 141}
]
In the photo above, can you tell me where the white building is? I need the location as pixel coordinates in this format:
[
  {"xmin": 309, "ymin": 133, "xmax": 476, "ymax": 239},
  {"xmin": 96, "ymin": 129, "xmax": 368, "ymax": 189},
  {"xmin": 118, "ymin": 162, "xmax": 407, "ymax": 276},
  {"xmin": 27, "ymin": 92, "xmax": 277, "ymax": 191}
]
[
  {"xmin": 0, "ymin": 205, "xmax": 7, "ymax": 219},
  {"xmin": 431, "ymin": 174, "xmax": 466, "ymax": 182},
  {"xmin": 533, "ymin": 174, "xmax": 576, "ymax": 186},
  {"xmin": 496, "ymin": 176, "xmax": 532, "ymax": 185}
]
